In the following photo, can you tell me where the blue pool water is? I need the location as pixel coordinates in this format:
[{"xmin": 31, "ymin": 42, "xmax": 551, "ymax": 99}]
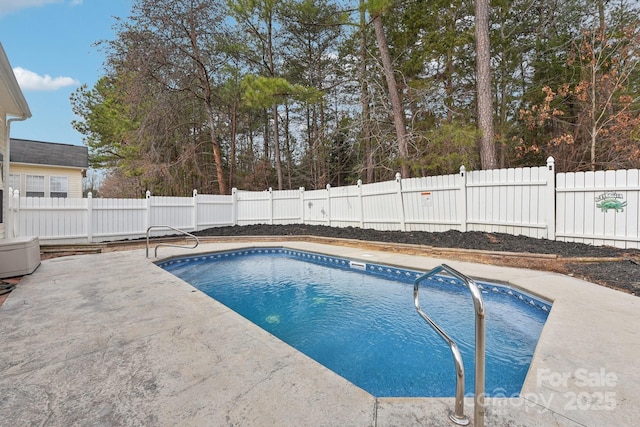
[{"xmin": 159, "ymin": 248, "xmax": 551, "ymax": 398}]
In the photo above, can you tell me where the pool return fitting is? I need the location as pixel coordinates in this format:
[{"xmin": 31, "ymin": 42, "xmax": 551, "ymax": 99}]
[{"xmin": 414, "ymin": 264, "xmax": 485, "ymax": 427}]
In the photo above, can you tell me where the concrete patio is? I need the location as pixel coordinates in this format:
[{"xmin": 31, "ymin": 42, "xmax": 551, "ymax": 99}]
[{"xmin": 1, "ymin": 240, "xmax": 638, "ymax": 426}]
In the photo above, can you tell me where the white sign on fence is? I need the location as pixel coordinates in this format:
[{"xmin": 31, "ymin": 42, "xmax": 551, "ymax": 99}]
[{"xmin": 421, "ymin": 192, "xmax": 433, "ymax": 208}]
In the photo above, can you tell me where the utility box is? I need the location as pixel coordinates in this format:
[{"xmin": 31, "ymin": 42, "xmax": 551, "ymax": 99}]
[{"xmin": 0, "ymin": 237, "xmax": 41, "ymax": 279}]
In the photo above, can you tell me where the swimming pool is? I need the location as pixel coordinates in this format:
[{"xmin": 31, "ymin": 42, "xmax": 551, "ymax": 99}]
[{"xmin": 159, "ymin": 248, "xmax": 551, "ymax": 398}]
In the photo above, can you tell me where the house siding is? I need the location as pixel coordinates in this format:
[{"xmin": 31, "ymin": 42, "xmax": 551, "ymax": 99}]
[
  {"xmin": 1, "ymin": 42, "xmax": 33, "ymax": 241},
  {"xmin": 1, "ymin": 119, "xmax": 6, "ymax": 239},
  {"xmin": 9, "ymin": 164, "xmax": 84, "ymax": 198}
]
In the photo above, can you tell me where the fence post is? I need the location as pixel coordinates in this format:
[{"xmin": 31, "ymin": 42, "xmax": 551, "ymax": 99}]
[
  {"xmin": 395, "ymin": 173, "xmax": 406, "ymax": 231},
  {"xmin": 326, "ymin": 184, "xmax": 332, "ymax": 226},
  {"xmin": 459, "ymin": 165, "xmax": 468, "ymax": 232},
  {"xmin": 5, "ymin": 187, "xmax": 11, "ymax": 238},
  {"xmin": 268, "ymin": 187, "xmax": 274, "ymax": 224},
  {"xmin": 145, "ymin": 190, "xmax": 151, "ymax": 231},
  {"xmin": 546, "ymin": 157, "xmax": 556, "ymax": 240},
  {"xmin": 11, "ymin": 188, "xmax": 19, "ymax": 238},
  {"xmin": 299, "ymin": 187, "xmax": 305, "ymax": 225},
  {"xmin": 357, "ymin": 179, "xmax": 364, "ymax": 229},
  {"xmin": 231, "ymin": 188, "xmax": 238, "ymax": 226},
  {"xmin": 192, "ymin": 189, "xmax": 198, "ymax": 231},
  {"xmin": 87, "ymin": 192, "xmax": 93, "ymax": 243}
]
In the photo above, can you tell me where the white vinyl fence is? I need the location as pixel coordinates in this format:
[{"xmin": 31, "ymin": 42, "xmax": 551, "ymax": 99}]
[
  {"xmin": 7, "ymin": 158, "xmax": 640, "ymax": 249},
  {"xmin": 556, "ymin": 169, "xmax": 640, "ymax": 248}
]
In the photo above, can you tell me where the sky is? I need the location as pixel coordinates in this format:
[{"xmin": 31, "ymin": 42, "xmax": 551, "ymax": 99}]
[{"xmin": 0, "ymin": 0, "xmax": 132, "ymax": 147}]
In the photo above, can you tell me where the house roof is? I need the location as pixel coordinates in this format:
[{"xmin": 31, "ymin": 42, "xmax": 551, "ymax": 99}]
[{"xmin": 10, "ymin": 138, "xmax": 88, "ymax": 169}]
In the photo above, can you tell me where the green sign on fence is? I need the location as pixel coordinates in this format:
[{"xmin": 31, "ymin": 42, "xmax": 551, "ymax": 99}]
[{"xmin": 595, "ymin": 192, "xmax": 627, "ymax": 213}]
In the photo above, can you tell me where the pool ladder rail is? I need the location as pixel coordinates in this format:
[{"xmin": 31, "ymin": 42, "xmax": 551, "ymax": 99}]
[
  {"xmin": 145, "ymin": 225, "xmax": 200, "ymax": 258},
  {"xmin": 414, "ymin": 264, "xmax": 485, "ymax": 427}
]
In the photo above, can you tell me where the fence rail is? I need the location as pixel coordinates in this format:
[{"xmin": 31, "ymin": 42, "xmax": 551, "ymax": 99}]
[{"xmin": 7, "ymin": 158, "xmax": 640, "ymax": 249}]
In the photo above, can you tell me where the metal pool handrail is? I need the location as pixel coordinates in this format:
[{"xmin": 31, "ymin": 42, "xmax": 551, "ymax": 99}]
[
  {"xmin": 414, "ymin": 264, "xmax": 485, "ymax": 427},
  {"xmin": 146, "ymin": 225, "xmax": 200, "ymax": 258}
]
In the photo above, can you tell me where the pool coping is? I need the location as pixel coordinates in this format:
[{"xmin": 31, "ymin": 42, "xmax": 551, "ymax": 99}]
[{"xmin": 1, "ymin": 239, "xmax": 638, "ymax": 426}]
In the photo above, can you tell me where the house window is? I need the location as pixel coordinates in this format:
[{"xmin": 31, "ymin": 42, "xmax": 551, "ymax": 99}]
[
  {"xmin": 26, "ymin": 175, "xmax": 45, "ymax": 197},
  {"xmin": 8, "ymin": 174, "xmax": 20, "ymax": 193},
  {"xmin": 50, "ymin": 176, "xmax": 68, "ymax": 198}
]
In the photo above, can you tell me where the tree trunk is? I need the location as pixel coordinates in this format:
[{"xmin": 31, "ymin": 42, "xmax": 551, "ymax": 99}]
[
  {"xmin": 360, "ymin": 0, "xmax": 373, "ymax": 183},
  {"xmin": 591, "ymin": 124, "xmax": 597, "ymax": 171},
  {"xmin": 272, "ymin": 103, "xmax": 283, "ymax": 189},
  {"xmin": 284, "ymin": 103, "xmax": 293, "ymax": 189},
  {"xmin": 475, "ymin": 0, "xmax": 498, "ymax": 170},
  {"xmin": 372, "ymin": 13, "xmax": 410, "ymax": 178},
  {"xmin": 190, "ymin": 31, "xmax": 227, "ymax": 194},
  {"xmin": 228, "ymin": 100, "xmax": 237, "ymax": 190},
  {"xmin": 597, "ymin": 0, "xmax": 606, "ymax": 37},
  {"xmin": 319, "ymin": 91, "xmax": 327, "ymax": 187},
  {"xmin": 305, "ymin": 103, "xmax": 316, "ymax": 186},
  {"xmin": 205, "ymin": 104, "xmax": 227, "ymax": 194},
  {"xmin": 263, "ymin": 109, "xmax": 270, "ymax": 159},
  {"xmin": 267, "ymin": 13, "xmax": 284, "ymax": 189}
]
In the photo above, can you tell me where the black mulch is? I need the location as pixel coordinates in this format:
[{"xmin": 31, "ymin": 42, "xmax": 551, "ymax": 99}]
[{"xmin": 194, "ymin": 224, "xmax": 640, "ymax": 296}]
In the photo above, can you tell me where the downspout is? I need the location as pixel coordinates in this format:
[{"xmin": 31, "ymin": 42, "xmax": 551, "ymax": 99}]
[{"xmin": 4, "ymin": 116, "xmax": 28, "ymax": 238}]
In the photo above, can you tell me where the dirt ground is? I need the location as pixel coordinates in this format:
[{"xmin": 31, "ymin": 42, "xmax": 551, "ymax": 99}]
[{"xmin": 194, "ymin": 224, "xmax": 640, "ymax": 296}]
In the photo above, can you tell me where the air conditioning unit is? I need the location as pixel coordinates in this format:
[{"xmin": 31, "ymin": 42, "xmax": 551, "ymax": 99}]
[{"xmin": 0, "ymin": 237, "xmax": 40, "ymax": 279}]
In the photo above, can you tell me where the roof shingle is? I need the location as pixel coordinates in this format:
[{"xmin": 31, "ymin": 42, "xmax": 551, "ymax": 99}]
[{"xmin": 10, "ymin": 138, "xmax": 88, "ymax": 169}]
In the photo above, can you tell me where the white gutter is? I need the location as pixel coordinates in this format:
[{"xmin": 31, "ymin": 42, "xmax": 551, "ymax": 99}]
[{"xmin": 4, "ymin": 117, "xmax": 30, "ymax": 237}]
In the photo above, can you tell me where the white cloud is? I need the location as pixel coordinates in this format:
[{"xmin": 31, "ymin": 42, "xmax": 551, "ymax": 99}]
[
  {"xmin": 13, "ymin": 66, "xmax": 79, "ymax": 91},
  {"xmin": 0, "ymin": 0, "xmax": 81, "ymax": 16}
]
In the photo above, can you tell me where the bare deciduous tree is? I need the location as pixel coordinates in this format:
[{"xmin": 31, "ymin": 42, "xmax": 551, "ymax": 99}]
[{"xmin": 369, "ymin": 1, "xmax": 410, "ymax": 178}]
